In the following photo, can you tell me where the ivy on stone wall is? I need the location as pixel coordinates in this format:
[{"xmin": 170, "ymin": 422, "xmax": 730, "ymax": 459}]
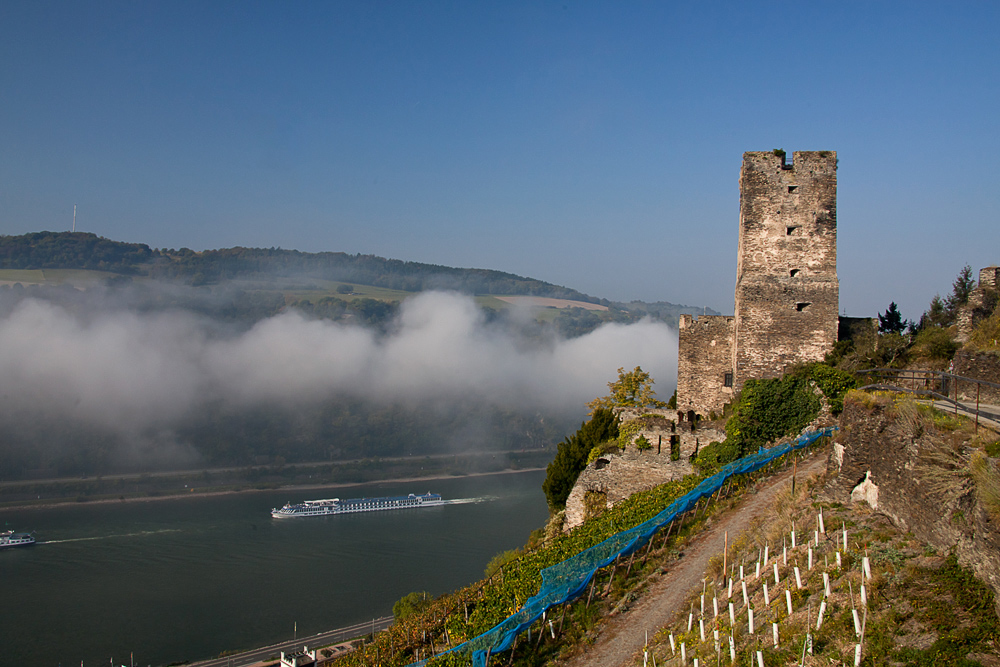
[
  {"xmin": 616, "ymin": 419, "xmax": 643, "ymax": 451},
  {"xmin": 696, "ymin": 365, "xmax": 849, "ymax": 474}
]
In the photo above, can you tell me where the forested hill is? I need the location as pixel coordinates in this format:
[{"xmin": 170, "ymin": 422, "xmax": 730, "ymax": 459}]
[{"xmin": 0, "ymin": 231, "xmax": 597, "ymax": 301}]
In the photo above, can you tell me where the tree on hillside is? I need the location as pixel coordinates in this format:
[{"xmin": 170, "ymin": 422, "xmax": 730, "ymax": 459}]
[
  {"xmin": 946, "ymin": 264, "xmax": 976, "ymax": 317},
  {"xmin": 878, "ymin": 302, "xmax": 907, "ymax": 335},
  {"xmin": 920, "ymin": 294, "xmax": 950, "ymax": 329},
  {"xmin": 920, "ymin": 265, "xmax": 976, "ymax": 330},
  {"xmin": 586, "ymin": 366, "xmax": 667, "ymax": 415}
]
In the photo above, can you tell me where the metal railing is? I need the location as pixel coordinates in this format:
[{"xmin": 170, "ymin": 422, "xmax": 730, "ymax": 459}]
[{"xmin": 853, "ymin": 368, "xmax": 1000, "ymax": 432}]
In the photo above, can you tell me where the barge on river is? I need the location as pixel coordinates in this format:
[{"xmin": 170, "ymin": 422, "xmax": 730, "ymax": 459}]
[{"xmin": 271, "ymin": 492, "xmax": 444, "ymax": 518}]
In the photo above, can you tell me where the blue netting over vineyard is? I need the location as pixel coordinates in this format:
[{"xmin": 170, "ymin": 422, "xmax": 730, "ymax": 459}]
[{"xmin": 411, "ymin": 426, "xmax": 835, "ymax": 667}]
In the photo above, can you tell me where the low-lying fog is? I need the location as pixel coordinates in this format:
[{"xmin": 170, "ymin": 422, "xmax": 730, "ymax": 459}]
[{"xmin": 0, "ymin": 288, "xmax": 678, "ymax": 473}]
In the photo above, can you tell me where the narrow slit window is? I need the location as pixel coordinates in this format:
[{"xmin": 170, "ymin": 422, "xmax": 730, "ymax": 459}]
[
  {"xmin": 724, "ymin": 372, "xmax": 733, "ymax": 387},
  {"xmin": 787, "ymin": 185, "xmax": 798, "ymax": 193},
  {"xmin": 786, "ymin": 226, "xmax": 799, "ymax": 235},
  {"xmin": 795, "ymin": 302, "xmax": 811, "ymax": 312},
  {"xmin": 790, "ymin": 269, "xmax": 800, "ymax": 277}
]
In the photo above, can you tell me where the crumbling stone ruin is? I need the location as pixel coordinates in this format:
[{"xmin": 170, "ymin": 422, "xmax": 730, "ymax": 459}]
[
  {"xmin": 954, "ymin": 265, "xmax": 1000, "ymax": 403},
  {"xmin": 564, "ymin": 151, "xmax": 844, "ymax": 531},
  {"xmin": 678, "ymin": 150, "xmax": 840, "ymax": 418},
  {"xmin": 957, "ymin": 265, "xmax": 1000, "ymax": 343},
  {"xmin": 562, "ymin": 406, "xmax": 724, "ymax": 531}
]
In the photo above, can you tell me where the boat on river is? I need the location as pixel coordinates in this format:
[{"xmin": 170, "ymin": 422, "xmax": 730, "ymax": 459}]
[
  {"xmin": 271, "ymin": 492, "xmax": 444, "ymax": 518},
  {"xmin": 0, "ymin": 530, "xmax": 35, "ymax": 549}
]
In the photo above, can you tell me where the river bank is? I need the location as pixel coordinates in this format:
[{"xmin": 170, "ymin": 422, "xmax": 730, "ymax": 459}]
[
  {"xmin": 5, "ymin": 466, "xmax": 547, "ymax": 511},
  {"xmin": 0, "ymin": 448, "xmax": 554, "ymax": 510}
]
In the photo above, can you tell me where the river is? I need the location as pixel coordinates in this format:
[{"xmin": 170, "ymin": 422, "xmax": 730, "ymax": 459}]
[{"xmin": 0, "ymin": 470, "xmax": 550, "ymax": 667}]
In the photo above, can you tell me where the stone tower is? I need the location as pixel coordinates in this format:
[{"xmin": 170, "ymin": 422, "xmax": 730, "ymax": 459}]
[
  {"xmin": 731, "ymin": 150, "xmax": 839, "ymax": 391},
  {"xmin": 676, "ymin": 150, "xmax": 839, "ymax": 418}
]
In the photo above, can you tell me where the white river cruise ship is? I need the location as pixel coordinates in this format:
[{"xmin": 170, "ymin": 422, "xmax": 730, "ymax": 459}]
[{"xmin": 271, "ymin": 492, "xmax": 444, "ymax": 518}]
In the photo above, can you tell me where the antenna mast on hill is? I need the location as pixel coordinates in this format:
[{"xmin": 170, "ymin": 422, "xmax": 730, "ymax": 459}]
[{"xmin": 72, "ymin": 204, "xmax": 77, "ymax": 233}]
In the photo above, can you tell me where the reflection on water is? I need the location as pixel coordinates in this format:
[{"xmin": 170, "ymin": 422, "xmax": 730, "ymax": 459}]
[{"xmin": 0, "ymin": 470, "xmax": 548, "ymax": 666}]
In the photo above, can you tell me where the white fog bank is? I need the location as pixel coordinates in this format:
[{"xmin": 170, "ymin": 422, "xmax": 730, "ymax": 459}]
[{"xmin": 0, "ymin": 291, "xmax": 678, "ymax": 435}]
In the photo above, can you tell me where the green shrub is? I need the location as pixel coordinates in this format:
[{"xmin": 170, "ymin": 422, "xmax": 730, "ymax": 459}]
[
  {"xmin": 968, "ymin": 307, "xmax": 1000, "ymax": 351},
  {"xmin": 913, "ymin": 326, "xmax": 959, "ymax": 360},
  {"xmin": 392, "ymin": 591, "xmax": 433, "ymax": 621},
  {"xmin": 725, "ymin": 375, "xmax": 820, "ymax": 454},
  {"xmin": 693, "ymin": 372, "xmax": 823, "ymax": 473},
  {"xmin": 799, "ymin": 363, "xmax": 857, "ymax": 414}
]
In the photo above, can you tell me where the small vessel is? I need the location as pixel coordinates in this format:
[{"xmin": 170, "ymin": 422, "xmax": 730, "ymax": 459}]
[
  {"xmin": 0, "ymin": 529, "xmax": 35, "ymax": 549},
  {"xmin": 272, "ymin": 492, "xmax": 445, "ymax": 518}
]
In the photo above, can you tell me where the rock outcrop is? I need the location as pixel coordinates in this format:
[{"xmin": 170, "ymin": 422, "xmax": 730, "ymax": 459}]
[{"xmin": 827, "ymin": 392, "xmax": 1000, "ymax": 613}]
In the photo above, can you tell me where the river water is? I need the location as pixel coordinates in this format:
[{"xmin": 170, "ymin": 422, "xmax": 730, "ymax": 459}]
[{"xmin": 1, "ymin": 470, "xmax": 549, "ymax": 667}]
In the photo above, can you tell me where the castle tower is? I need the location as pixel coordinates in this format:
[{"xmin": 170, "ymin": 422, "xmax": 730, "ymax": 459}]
[{"xmin": 731, "ymin": 150, "xmax": 839, "ymax": 391}]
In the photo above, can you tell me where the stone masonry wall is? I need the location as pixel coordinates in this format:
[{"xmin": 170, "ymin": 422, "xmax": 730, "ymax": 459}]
[
  {"xmin": 733, "ymin": 151, "xmax": 839, "ymax": 391},
  {"xmin": 676, "ymin": 314, "xmax": 735, "ymax": 418},
  {"xmin": 981, "ymin": 266, "xmax": 1000, "ymax": 289},
  {"xmin": 957, "ymin": 266, "xmax": 999, "ymax": 343}
]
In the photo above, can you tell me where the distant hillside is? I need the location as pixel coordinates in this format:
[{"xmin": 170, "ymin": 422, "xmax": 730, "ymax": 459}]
[
  {"xmin": 0, "ymin": 231, "xmax": 596, "ymax": 301},
  {"xmin": 0, "ymin": 231, "xmax": 719, "ymax": 327}
]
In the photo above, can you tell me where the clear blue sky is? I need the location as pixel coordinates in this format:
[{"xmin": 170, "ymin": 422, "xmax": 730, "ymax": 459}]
[{"xmin": 1, "ymin": 1, "xmax": 997, "ymax": 321}]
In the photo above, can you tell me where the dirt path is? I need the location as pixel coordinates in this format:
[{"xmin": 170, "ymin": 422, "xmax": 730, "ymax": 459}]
[{"xmin": 561, "ymin": 451, "xmax": 828, "ymax": 667}]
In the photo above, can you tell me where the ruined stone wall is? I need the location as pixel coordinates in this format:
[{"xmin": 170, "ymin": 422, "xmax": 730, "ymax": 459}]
[
  {"xmin": 981, "ymin": 266, "xmax": 1000, "ymax": 289},
  {"xmin": 733, "ymin": 151, "xmax": 839, "ymax": 391},
  {"xmin": 563, "ymin": 407, "xmax": 724, "ymax": 531},
  {"xmin": 957, "ymin": 266, "xmax": 999, "ymax": 343},
  {"xmin": 563, "ymin": 453, "xmax": 693, "ymax": 532},
  {"xmin": 676, "ymin": 314, "xmax": 735, "ymax": 418}
]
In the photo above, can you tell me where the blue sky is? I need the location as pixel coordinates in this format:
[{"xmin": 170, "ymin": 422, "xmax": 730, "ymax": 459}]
[{"xmin": 1, "ymin": 1, "xmax": 997, "ymax": 321}]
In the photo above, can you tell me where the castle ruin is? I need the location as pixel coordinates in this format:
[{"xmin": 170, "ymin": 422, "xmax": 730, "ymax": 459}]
[
  {"xmin": 677, "ymin": 150, "xmax": 839, "ymax": 418},
  {"xmin": 562, "ymin": 151, "xmax": 839, "ymax": 531}
]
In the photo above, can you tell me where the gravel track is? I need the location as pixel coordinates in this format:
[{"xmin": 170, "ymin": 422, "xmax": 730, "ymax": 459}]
[{"xmin": 558, "ymin": 451, "xmax": 828, "ymax": 667}]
